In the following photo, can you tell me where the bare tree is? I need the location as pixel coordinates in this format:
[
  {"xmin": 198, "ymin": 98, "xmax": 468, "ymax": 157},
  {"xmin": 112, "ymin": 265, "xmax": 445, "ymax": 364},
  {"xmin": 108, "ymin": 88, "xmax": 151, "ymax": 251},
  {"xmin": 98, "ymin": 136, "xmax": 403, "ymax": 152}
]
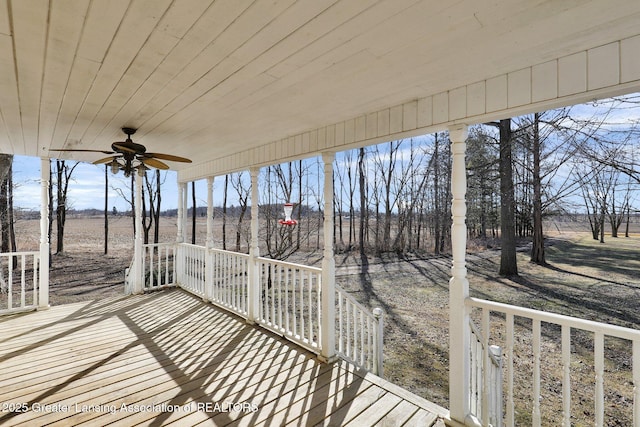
[
  {"xmin": 358, "ymin": 147, "xmax": 367, "ymax": 257},
  {"xmin": 466, "ymin": 127, "xmax": 499, "ymax": 240},
  {"xmin": 191, "ymin": 181, "xmax": 196, "ymax": 244},
  {"xmin": 230, "ymin": 172, "xmax": 249, "ymax": 252},
  {"xmin": 53, "ymin": 160, "xmax": 80, "ymax": 254},
  {"xmin": 497, "ymin": 119, "xmax": 518, "ymax": 277},
  {"xmin": 141, "ymin": 169, "xmax": 163, "ymax": 245},
  {"xmin": 222, "ymin": 174, "xmax": 228, "ymax": 250},
  {"xmin": 0, "ymin": 154, "xmax": 16, "ymax": 259}
]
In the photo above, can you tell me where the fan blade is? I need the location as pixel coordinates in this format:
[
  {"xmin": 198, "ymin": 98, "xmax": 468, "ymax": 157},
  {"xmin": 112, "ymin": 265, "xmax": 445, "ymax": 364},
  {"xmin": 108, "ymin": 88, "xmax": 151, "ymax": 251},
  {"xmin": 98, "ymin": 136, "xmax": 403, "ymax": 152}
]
[
  {"xmin": 141, "ymin": 157, "xmax": 170, "ymax": 170},
  {"xmin": 92, "ymin": 156, "xmax": 120, "ymax": 165},
  {"xmin": 112, "ymin": 142, "xmax": 138, "ymax": 154},
  {"xmin": 144, "ymin": 152, "xmax": 192, "ymax": 163},
  {"xmin": 49, "ymin": 148, "xmax": 115, "ymax": 154}
]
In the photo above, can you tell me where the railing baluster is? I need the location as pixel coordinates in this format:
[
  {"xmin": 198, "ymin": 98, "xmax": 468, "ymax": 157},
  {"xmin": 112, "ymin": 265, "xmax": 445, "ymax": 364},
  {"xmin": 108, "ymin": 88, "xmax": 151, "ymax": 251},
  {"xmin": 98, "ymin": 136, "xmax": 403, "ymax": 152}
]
[
  {"xmin": 367, "ymin": 315, "xmax": 372, "ymax": 370},
  {"xmin": 307, "ymin": 270, "xmax": 312, "ymax": 344},
  {"xmin": 157, "ymin": 246, "xmax": 162, "ymax": 286},
  {"xmin": 532, "ymin": 319, "xmax": 541, "ymax": 427},
  {"xmin": 506, "ymin": 313, "xmax": 515, "ymax": 427},
  {"xmin": 224, "ymin": 252, "xmax": 229, "ymax": 305},
  {"xmin": 8, "ymin": 256, "xmax": 13, "ymax": 309},
  {"xmin": 482, "ymin": 308, "xmax": 490, "ymax": 427},
  {"xmin": 316, "ymin": 273, "xmax": 321, "ymax": 349},
  {"xmin": 33, "ymin": 254, "xmax": 38, "ymax": 307},
  {"xmin": 163, "ymin": 246, "xmax": 166, "ymax": 285},
  {"xmin": 258, "ymin": 261, "xmax": 264, "ymax": 320},
  {"xmin": 232, "ymin": 254, "xmax": 236, "ymax": 308},
  {"xmin": 634, "ymin": 339, "xmax": 640, "ymax": 426},
  {"xmin": 285, "ymin": 268, "xmax": 290, "ymax": 333},
  {"xmin": 300, "ymin": 268, "xmax": 305, "ymax": 340},
  {"xmin": 338, "ymin": 294, "xmax": 344, "ymax": 354},
  {"xmin": 562, "ymin": 325, "xmax": 571, "ymax": 427},
  {"xmin": 360, "ymin": 309, "xmax": 365, "ymax": 366},
  {"xmin": 595, "ymin": 331, "xmax": 605, "ymax": 427},
  {"xmin": 277, "ymin": 265, "xmax": 282, "ymax": 330},
  {"xmin": 20, "ymin": 254, "xmax": 26, "ymax": 308},
  {"xmin": 271, "ymin": 263, "xmax": 277, "ymax": 327},
  {"xmin": 292, "ymin": 268, "xmax": 297, "ymax": 337}
]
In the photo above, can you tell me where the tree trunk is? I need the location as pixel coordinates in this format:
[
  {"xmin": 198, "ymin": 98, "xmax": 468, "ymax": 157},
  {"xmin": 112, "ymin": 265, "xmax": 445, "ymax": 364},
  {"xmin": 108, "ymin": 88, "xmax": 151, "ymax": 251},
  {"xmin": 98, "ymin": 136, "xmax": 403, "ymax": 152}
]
[
  {"xmin": 599, "ymin": 203, "xmax": 606, "ymax": 243},
  {"xmin": 531, "ymin": 113, "xmax": 546, "ymax": 265},
  {"xmin": 499, "ymin": 119, "xmax": 518, "ymax": 277},
  {"xmin": 141, "ymin": 181, "xmax": 150, "ymax": 244},
  {"xmin": 48, "ymin": 161, "xmax": 54, "ymax": 260},
  {"xmin": 8, "ymin": 169, "xmax": 16, "ymax": 254},
  {"xmin": 222, "ymin": 174, "xmax": 228, "ymax": 250},
  {"xmin": 154, "ymin": 170, "xmax": 161, "ymax": 244},
  {"xmin": 358, "ymin": 147, "xmax": 366, "ymax": 256},
  {"xmin": 191, "ymin": 181, "xmax": 196, "ymax": 244},
  {"xmin": 297, "ymin": 160, "xmax": 302, "ymax": 250},
  {"xmin": 433, "ymin": 133, "xmax": 441, "ymax": 255},
  {"xmin": 0, "ymin": 154, "xmax": 12, "ymax": 254},
  {"xmin": 130, "ymin": 174, "xmax": 135, "ymax": 235}
]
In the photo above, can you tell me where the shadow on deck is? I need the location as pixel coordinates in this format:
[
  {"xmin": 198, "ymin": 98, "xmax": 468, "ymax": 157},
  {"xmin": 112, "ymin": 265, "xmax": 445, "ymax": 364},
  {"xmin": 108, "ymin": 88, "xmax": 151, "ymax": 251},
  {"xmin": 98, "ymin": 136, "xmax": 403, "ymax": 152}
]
[{"xmin": 0, "ymin": 289, "xmax": 448, "ymax": 426}]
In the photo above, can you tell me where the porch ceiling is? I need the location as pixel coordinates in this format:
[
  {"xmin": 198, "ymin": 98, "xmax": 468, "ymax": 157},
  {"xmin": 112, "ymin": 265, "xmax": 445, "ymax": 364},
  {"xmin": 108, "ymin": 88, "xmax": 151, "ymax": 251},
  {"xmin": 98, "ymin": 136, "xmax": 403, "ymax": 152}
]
[{"xmin": 1, "ymin": 0, "xmax": 639, "ymax": 175}]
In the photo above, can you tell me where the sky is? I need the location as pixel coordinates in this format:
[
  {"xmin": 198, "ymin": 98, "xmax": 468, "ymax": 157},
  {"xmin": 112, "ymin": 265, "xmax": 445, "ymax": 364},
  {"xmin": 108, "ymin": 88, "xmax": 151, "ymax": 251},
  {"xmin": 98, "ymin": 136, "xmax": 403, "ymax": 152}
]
[{"xmin": 12, "ymin": 156, "xmax": 209, "ymax": 212}]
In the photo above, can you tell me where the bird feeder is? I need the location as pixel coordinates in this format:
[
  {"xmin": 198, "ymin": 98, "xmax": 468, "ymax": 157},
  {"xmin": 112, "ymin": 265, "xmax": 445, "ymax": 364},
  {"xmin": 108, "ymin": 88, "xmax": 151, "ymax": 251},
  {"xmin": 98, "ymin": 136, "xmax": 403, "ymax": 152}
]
[{"xmin": 278, "ymin": 203, "xmax": 298, "ymax": 226}]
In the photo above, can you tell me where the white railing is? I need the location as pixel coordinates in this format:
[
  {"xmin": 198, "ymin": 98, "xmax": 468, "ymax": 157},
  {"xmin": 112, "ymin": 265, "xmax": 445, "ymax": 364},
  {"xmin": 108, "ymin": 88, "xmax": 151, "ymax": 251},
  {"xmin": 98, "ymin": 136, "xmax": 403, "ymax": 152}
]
[
  {"xmin": 179, "ymin": 243, "xmax": 207, "ymax": 297},
  {"xmin": 142, "ymin": 243, "xmax": 176, "ymax": 290},
  {"xmin": 0, "ymin": 251, "xmax": 39, "ymax": 315},
  {"xmin": 470, "ymin": 318, "xmax": 503, "ymax": 427},
  {"xmin": 468, "ymin": 297, "xmax": 640, "ymax": 427},
  {"xmin": 336, "ymin": 285, "xmax": 384, "ymax": 375},
  {"xmin": 257, "ymin": 257, "xmax": 322, "ymax": 353},
  {"xmin": 208, "ymin": 248, "xmax": 248, "ymax": 317},
  {"xmin": 128, "ymin": 243, "xmax": 384, "ymax": 376}
]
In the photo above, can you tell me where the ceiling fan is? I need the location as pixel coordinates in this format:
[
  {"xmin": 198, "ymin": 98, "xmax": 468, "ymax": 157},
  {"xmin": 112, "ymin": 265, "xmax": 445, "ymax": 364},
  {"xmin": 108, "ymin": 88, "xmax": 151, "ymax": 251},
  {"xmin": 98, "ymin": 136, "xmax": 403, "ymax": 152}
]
[{"xmin": 50, "ymin": 127, "xmax": 192, "ymax": 177}]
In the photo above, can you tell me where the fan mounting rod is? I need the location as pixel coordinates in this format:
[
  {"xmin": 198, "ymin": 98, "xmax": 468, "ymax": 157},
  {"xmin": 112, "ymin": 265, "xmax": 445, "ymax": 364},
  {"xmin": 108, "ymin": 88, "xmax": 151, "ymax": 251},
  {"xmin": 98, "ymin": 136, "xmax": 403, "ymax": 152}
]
[{"xmin": 122, "ymin": 127, "xmax": 137, "ymax": 136}]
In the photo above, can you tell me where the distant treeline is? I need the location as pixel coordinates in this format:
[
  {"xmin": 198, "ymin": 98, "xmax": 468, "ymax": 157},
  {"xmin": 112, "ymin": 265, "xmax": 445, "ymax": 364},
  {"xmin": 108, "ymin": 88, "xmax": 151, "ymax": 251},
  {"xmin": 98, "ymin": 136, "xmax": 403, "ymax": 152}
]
[
  {"xmin": 13, "ymin": 204, "xmax": 320, "ymax": 220},
  {"xmin": 15, "ymin": 205, "xmax": 640, "ymax": 223}
]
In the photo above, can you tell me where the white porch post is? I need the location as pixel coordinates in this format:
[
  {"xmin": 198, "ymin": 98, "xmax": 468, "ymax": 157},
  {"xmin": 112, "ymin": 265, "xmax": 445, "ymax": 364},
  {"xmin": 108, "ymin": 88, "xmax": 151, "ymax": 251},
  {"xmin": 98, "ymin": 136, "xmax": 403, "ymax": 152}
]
[
  {"xmin": 177, "ymin": 181, "xmax": 188, "ymax": 243},
  {"xmin": 320, "ymin": 152, "xmax": 336, "ymax": 363},
  {"xmin": 247, "ymin": 167, "xmax": 260, "ymax": 324},
  {"xmin": 38, "ymin": 158, "xmax": 50, "ymax": 309},
  {"xmin": 206, "ymin": 177, "xmax": 214, "ymax": 249},
  {"xmin": 132, "ymin": 167, "xmax": 144, "ymax": 294},
  {"xmin": 449, "ymin": 124, "xmax": 471, "ymax": 424},
  {"xmin": 204, "ymin": 176, "xmax": 214, "ymax": 302},
  {"xmin": 176, "ymin": 181, "xmax": 187, "ymax": 285}
]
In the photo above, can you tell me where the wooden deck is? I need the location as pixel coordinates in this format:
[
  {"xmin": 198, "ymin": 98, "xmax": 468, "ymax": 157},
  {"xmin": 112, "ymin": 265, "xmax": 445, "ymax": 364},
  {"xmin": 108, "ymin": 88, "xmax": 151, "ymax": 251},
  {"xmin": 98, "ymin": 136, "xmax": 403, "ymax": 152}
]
[{"xmin": 0, "ymin": 289, "xmax": 449, "ymax": 426}]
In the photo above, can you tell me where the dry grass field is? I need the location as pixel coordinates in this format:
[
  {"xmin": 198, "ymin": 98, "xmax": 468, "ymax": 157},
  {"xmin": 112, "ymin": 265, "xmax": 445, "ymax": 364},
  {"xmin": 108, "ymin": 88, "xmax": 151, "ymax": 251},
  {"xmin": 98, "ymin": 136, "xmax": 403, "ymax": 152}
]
[{"xmin": 8, "ymin": 215, "xmax": 640, "ymax": 425}]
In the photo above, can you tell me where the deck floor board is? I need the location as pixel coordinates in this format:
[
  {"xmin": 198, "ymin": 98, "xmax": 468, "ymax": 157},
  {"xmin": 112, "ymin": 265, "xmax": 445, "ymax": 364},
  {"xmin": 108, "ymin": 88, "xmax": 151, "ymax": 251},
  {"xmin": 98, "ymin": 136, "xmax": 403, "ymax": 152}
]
[{"xmin": 0, "ymin": 289, "xmax": 448, "ymax": 426}]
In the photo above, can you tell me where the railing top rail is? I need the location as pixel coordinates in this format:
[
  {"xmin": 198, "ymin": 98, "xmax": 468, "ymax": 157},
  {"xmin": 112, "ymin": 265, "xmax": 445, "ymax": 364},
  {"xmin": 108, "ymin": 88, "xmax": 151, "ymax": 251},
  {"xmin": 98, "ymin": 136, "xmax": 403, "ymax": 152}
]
[
  {"xmin": 176, "ymin": 242, "xmax": 206, "ymax": 249},
  {"xmin": 0, "ymin": 251, "xmax": 40, "ymax": 257},
  {"xmin": 257, "ymin": 256, "xmax": 322, "ymax": 274},
  {"xmin": 209, "ymin": 247, "xmax": 250, "ymax": 258},
  {"xmin": 468, "ymin": 297, "xmax": 640, "ymax": 341}
]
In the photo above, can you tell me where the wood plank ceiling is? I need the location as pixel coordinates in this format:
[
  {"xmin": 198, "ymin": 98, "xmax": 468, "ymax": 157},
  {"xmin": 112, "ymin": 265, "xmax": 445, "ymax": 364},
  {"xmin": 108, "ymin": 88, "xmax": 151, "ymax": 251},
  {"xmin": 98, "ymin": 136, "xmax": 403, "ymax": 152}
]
[{"xmin": 1, "ymin": 0, "xmax": 639, "ymax": 175}]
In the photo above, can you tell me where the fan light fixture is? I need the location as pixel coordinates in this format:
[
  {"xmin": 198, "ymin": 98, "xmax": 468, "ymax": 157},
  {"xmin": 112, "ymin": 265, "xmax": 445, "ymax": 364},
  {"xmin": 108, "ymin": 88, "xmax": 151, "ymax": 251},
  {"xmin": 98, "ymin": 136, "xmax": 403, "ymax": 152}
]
[{"xmin": 49, "ymin": 127, "xmax": 192, "ymax": 177}]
